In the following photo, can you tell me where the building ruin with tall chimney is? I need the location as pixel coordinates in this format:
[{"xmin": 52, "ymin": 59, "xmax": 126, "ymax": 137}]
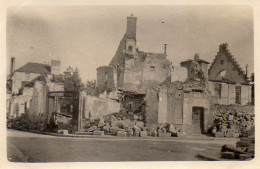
[{"xmin": 93, "ymin": 15, "xmax": 252, "ymax": 135}]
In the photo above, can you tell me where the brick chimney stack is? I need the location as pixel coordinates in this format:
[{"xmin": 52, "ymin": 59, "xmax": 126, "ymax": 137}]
[
  {"xmin": 219, "ymin": 43, "xmax": 228, "ymax": 52},
  {"xmin": 164, "ymin": 44, "xmax": 167, "ymax": 55},
  {"xmin": 126, "ymin": 14, "xmax": 137, "ymax": 40},
  {"xmin": 194, "ymin": 53, "xmax": 199, "ymax": 61}
]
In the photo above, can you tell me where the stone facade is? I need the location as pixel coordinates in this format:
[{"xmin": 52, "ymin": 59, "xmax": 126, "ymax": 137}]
[
  {"xmin": 208, "ymin": 43, "xmax": 251, "ymax": 105},
  {"xmin": 97, "ymin": 15, "xmax": 172, "ymax": 94},
  {"xmin": 209, "ymin": 43, "xmax": 248, "ymax": 84}
]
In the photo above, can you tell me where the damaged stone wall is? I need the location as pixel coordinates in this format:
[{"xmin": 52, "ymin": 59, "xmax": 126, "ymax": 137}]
[
  {"xmin": 123, "ymin": 57, "xmax": 144, "ymax": 91},
  {"xmin": 208, "ymin": 44, "xmax": 248, "ymax": 84},
  {"xmin": 145, "ymin": 87, "xmax": 159, "ymax": 127},
  {"xmin": 96, "ymin": 66, "xmax": 115, "ymax": 94},
  {"xmin": 142, "ymin": 53, "xmax": 171, "ymax": 85},
  {"xmin": 208, "ymin": 81, "xmax": 251, "ymax": 105},
  {"xmin": 182, "ymin": 92, "xmax": 211, "ymax": 133},
  {"xmin": 123, "ymin": 53, "xmax": 171, "ymax": 91},
  {"xmin": 80, "ymin": 93, "xmax": 120, "ymax": 120}
]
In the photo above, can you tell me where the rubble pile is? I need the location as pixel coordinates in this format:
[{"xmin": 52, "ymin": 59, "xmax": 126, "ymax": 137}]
[
  {"xmin": 221, "ymin": 134, "xmax": 255, "ymax": 160},
  {"xmin": 210, "ymin": 104, "xmax": 254, "ymax": 138},
  {"xmin": 80, "ymin": 113, "xmax": 173, "ymax": 137}
]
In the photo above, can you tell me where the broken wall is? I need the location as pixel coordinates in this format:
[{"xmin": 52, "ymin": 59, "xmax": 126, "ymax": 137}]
[
  {"xmin": 145, "ymin": 87, "xmax": 159, "ymax": 127},
  {"xmin": 209, "ymin": 81, "xmax": 251, "ymax": 105},
  {"xmin": 96, "ymin": 66, "xmax": 115, "ymax": 94},
  {"xmin": 142, "ymin": 53, "xmax": 171, "ymax": 85},
  {"xmin": 80, "ymin": 94, "xmax": 120, "ymax": 120},
  {"xmin": 123, "ymin": 57, "xmax": 144, "ymax": 90},
  {"xmin": 208, "ymin": 50, "xmax": 248, "ymax": 84},
  {"xmin": 182, "ymin": 92, "xmax": 211, "ymax": 133}
]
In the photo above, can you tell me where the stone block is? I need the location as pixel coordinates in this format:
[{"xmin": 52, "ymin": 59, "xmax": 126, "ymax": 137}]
[
  {"xmin": 176, "ymin": 132, "xmax": 186, "ymax": 137},
  {"xmin": 97, "ymin": 122, "xmax": 105, "ymax": 128},
  {"xmin": 225, "ymin": 131, "xmax": 234, "ymax": 138},
  {"xmin": 121, "ymin": 121, "xmax": 129, "ymax": 129},
  {"xmin": 233, "ymin": 133, "xmax": 240, "ymax": 138},
  {"xmin": 87, "ymin": 126, "xmax": 98, "ymax": 132},
  {"xmin": 116, "ymin": 131, "xmax": 127, "ymax": 137},
  {"xmin": 221, "ymin": 152, "xmax": 235, "ymax": 159},
  {"xmin": 215, "ymin": 132, "xmax": 224, "ymax": 137},
  {"xmin": 109, "ymin": 126, "xmax": 119, "ymax": 135},
  {"xmin": 57, "ymin": 130, "xmax": 68, "ymax": 135},
  {"xmin": 133, "ymin": 125, "xmax": 141, "ymax": 133},
  {"xmin": 102, "ymin": 126, "xmax": 110, "ymax": 133},
  {"xmin": 236, "ymin": 141, "xmax": 250, "ymax": 148},
  {"xmin": 140, "ymin": 131, "xmax": 148, "ymax": 137},
  {"xmin": 151, "ymin": 130, "xmax": 157, "ymax": 137},
  {"xmin": 133, "ymin": 132, "xmax": 140, "ymax": 137},
  {"xmin": 135, "ymin": 121, "xmax": 144, "ymax": 128},
  {"xmin": 127, "ymin": 128, "xmax": 134, "ymax": 136},
  {"xmin": 158, "ymin": 131, "xmax": 171, "ymax": 137},
  {"xmin": 239, "ymin": 154, "xmax": 252, "ymax": 160},
  {"xmin": 93, "ymin": 130, "xmax": 104, "ymax": 136},
  {"xmin": 228, "ymin": 115, "xmax": 234, "ymax": 121}
]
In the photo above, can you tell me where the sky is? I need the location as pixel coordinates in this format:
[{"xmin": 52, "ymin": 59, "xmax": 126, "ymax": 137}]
[{"xmin": 6, "ymin": 5, "xmax": 254, "ymax": 82}]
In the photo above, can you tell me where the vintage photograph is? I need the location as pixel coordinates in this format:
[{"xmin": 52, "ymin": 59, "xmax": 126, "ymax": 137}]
[{"xmin": 6, "ymin": 5, "xmax": 254, "ymax": 162}]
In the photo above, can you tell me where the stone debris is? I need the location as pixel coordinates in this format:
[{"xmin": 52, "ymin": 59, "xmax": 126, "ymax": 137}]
[
  {"xmin": 220, "ymin": 135, "xmax": 254, "ymax": 160},
  {"xmin": 210, "ymin": 104, "xmax": 254, "ymax": 138},
  {"xmin": 93, "ymin": 130, "xmax": 104, "ymax": 136}
]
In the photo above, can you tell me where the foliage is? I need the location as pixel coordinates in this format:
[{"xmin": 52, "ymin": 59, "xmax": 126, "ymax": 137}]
[
  {"xmin": 85, "ymin": 79, "xmax": 96, "ymax": 95},
  {"xmin": 63, "ymin": 66, "xmax": 84, "ymax": 92}
]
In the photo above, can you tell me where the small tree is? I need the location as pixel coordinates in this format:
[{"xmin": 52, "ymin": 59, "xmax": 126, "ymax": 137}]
[
  {"xmin": 63, "ymin": 66, "xmax": 84, "ymax": 92},
  {"xmin": 85, "ymin": 80, "xmax": 96, "ymax": 95}
]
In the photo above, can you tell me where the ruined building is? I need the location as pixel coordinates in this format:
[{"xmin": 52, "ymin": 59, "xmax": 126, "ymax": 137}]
[
  {"xmin": 96, "ymin": 14, "xmax": 172, "ymax": 94},
  {"xmin": 78, "ymin": 15, "xmax": 253, "ymax": 136},
  {"xmin": 208, "ymin": 43, "xmax": 252, "ymax": 105},
  {"xmin": 10, "ymin": 59, "xmax": 63, "ymax": 94}
]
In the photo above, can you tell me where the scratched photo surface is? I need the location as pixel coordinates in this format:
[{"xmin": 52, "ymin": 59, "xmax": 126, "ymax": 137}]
[{"xmin": 6, "ymin": 6, "xmax": 254, "ymax": 162}]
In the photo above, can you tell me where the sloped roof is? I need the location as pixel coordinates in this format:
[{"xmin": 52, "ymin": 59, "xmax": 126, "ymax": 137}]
[
  {"xmin": 208, "ymin": 44, "xmax": 248, "ymax": 83},
  {"xmin": 14, "ymin": 62, "xmax": 51, "ymax": 74}
]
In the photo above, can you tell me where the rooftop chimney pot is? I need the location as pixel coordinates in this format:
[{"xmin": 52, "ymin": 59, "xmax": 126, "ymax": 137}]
[{"xmin": 194, "ymin": 53, "xmax": 199, "ymax": 60}]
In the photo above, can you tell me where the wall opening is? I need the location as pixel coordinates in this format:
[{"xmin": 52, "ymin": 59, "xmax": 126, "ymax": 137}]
[
  {"xmin": 191, "ymin": 107, "xmax": 204, "ymax": 134},
  {"xmin": 235, "ymin": 86, "xmax": 241, "ymax": 104}
]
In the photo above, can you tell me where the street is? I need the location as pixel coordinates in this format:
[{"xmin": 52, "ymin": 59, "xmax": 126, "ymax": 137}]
[{"xmin": 6, "ymin": 129, "xmax": 234, "ymax": 162}]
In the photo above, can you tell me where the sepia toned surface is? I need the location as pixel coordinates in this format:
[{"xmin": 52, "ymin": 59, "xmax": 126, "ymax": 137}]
[{"xmin": 1, "ymin": 2, "xmax": 259, "ymax": 169}]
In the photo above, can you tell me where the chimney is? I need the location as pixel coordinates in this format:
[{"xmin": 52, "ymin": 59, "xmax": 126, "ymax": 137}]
[
  {"xmin": 51, "ymin": 60, "xmax": 61, "ymax": 75},
  {"xmin": 164, "ymin": 44, "xmax": 167, "ymax": 55},
  {"xmin": 194, "ymin": 53, "xmax": 200, "ymax": 61},
  {"xmin": 219, "ymin": 43, "xmax": 228, "ymax": 52},
  {"xmin": 126, "ymin": 14, "xmax": 137, "ymax": 39},
  {"xmin": 246, "ymin": 64, "xmax": 248, "ymax": 78},
  {"xmin": 10, "ymin": 57, "xmax": 15, "ymax": 75}
]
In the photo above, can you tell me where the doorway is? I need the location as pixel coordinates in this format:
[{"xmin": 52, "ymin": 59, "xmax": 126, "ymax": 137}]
[{"xmin": 192, "ymin": 107, "xmax": 204, "ymax": 134}]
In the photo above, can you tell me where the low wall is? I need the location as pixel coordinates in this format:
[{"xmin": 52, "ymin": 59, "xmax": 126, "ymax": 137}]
[{"xmin": 80, "ymin": 94, "xmax": 120, "ymax": 119}]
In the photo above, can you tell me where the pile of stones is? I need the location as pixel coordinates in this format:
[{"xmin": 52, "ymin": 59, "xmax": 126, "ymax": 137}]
[
  {"xmin": 210, "ymin": 104, "xmax": 254, "ymax": 138},
  {"xmin": 79, "ymin": 113, "xmax": 173, "ymax": 137},
  {"xmin": 221, "ymin": 135, "xmax": 255, "ymax": 160}
]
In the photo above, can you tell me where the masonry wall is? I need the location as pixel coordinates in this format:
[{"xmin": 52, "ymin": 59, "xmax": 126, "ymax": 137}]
[
  {"xmin": 30, "ymin": 81, "xmax": 48, "ymax": 117},
  {"xmin": 142, "ymin": 54, "xmax": 171, "ymax": 84},
  {"xmin": 158, "ymin": 87, "xmax": 168, "ymax": 124},
  {"xmin": 209, "ymin": 81, "xmax": 251, "ymax": 105},
  {"xmin": 81, "ymin": 94, "xmax": 120, "ymax": 119},
  {"xmin": 209, "ymin": 53, "xmax": 247, "ymax": 84},
  {"xmin": 145, "ymin": 87, "xmax": 159, "ymax": 127},
  {"xmin": 123, "ymin": 57, "xmax": 144, "ymax": 90},
  {"xmin": 12, "ymin": 72, "xmax": 42, "ymax": 94},
  {"xmin": 182, "ymin": 92, "xmax": 211, "ymax": 133},
  {"xmin": 96, "ymin": 66, "xmax": 115, "ymax": 94},
  {"xmin": 123, "ymin": 53, "xmax": 171, "ymax": 91}
]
